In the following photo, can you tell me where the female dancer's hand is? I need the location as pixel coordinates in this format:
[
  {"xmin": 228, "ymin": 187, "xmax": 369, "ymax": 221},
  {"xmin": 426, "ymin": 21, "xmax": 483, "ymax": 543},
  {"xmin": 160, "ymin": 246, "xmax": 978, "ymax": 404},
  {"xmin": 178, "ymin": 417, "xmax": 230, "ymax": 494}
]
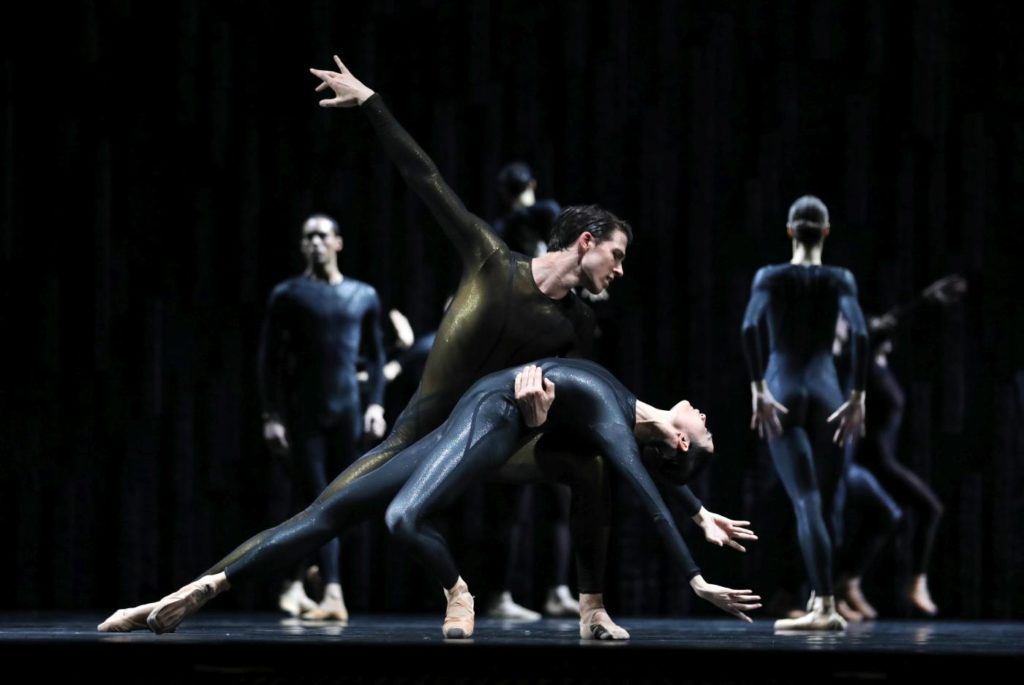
[
  {"xmin": 514, "ymin": 365, "xmax": 555, "ymax": 428},
  {"xmin": 750, "ymin": 381, "xmax": 788, "ymax": 439},
  {"xmin": 310, "ymin": 55, "xmax": 375, "ymax": 107},
  {"xmin": 827, "ymin": 390, "xmax": 866, "ymax": 446},
  {"xmin": 693, "ymin": 508, "xmax": 758, "ymax": 553},
  {"xmin": 690, "ymin": 575, "xmax": 761, "ymax": 623}
]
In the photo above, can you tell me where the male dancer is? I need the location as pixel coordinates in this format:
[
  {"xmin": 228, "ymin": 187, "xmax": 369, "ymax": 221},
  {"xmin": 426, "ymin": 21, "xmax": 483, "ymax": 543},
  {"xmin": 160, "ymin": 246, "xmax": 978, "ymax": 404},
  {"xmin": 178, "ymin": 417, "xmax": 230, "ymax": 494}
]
[
  {"xmin": 260, "ymin": 213, "xmax": 387, "ymax": 620},
  {"xmin": 307, "ymin": 57, "xmax": 751, "ymax": 635}
]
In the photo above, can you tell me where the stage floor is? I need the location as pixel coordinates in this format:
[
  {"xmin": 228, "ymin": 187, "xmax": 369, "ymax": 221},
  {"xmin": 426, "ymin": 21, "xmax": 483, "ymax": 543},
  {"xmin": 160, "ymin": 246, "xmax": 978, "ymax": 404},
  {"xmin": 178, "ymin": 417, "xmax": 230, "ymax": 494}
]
[{"xmin": 2, "ymin": 612, "xmax": 1020, "ymax": 682}]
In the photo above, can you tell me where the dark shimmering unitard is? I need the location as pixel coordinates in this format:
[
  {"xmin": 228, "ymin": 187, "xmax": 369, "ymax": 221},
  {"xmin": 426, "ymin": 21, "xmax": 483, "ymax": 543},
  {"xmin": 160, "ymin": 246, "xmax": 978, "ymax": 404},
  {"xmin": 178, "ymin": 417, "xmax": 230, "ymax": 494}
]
[
  {"xmin": 741, "ymin": 264, "xmax": 868, "ymax": 595},
  {"xmin": 202, "ymin": 96, "xmax": 620, "ymax": 590},
  {"xmin": 218, "ymin": 359, "xmax": 705, "ymax": 586},
  {"xmin": 259, "ymin": 275, "xmax": 385, "ymax": 584},
  {"xmin": 260, "ymin": 276, "xmax": 386, "ymax": 426},
  {"xmin": 350, "ymin": 94, "xmax": 595, "ymax": 474}
]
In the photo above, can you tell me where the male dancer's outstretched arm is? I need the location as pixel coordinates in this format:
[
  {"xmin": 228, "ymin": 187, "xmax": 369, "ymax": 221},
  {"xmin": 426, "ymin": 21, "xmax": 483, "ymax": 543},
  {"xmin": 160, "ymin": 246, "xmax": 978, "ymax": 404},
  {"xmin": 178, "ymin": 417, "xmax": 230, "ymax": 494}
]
[{"xmin": 311, "ymin": 56, "xmax": 501, "ymax": 270}]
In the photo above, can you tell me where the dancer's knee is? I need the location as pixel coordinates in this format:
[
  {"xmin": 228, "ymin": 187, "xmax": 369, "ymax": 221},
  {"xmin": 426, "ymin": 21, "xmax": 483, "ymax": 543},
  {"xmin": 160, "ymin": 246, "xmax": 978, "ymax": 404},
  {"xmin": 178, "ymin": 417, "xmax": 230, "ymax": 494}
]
[
  {"xmin": 790, "ymin": 491, "xmax": 823, "ymax": 522},
  {"xmin": 385, "ymin": 502, "xmax": 417, "ymax": 542}
]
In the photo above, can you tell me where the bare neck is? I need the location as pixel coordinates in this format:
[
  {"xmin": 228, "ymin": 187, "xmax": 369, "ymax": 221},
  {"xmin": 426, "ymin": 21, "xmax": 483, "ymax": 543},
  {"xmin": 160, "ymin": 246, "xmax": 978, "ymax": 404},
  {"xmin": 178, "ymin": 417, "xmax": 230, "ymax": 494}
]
[
  {"xmin": 531, "ymin": 249, "xmax": 581, "ymax": 299},
  {"xmin": 633, "ymin": 400, "xmax": 670, "ymax": 440},
  {"xmin": 304, "ymin": 262, "xmax": 343, "ymax": 284},
  {"xmin": 790, "ymin": 241, "xmax": 824, "ymax": 265}
]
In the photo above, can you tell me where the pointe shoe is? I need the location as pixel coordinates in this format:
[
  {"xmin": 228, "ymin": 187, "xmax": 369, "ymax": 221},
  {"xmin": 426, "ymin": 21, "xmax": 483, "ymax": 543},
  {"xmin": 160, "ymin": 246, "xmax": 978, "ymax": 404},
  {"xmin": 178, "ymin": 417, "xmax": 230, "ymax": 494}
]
[
  {"xmin": 580, "ymin": 605, "xmax": 630, "ymax": 640},
  {"xmin": 279, "ymin": 582, "xmax": 318, "ymax": 617},
  {"xmin": 443, "ymin": 588, "xmax": 475, "ymax": 639},
  {"xmin": 544, "ymin": 585, "xmax": 580, "ymax": 617},
  {"xmin": 146, "ymin": 579, "xmax": 220, "ymax": 634},
  {"xmin": 301, "ymin": 604, "xmax": 349, "ymax": 622},
  {"xmin": 838, "ymin": 576, "xmax": 878, "ymax": 619},
  {"xmin": 97, "ymin": 602, "xmax": 158, "ymax": 632},
  {"xmin": 485, "ymin": 591, "xmax": 540, "ymax": 621},
  {"xmin": 774, "ymin": 595, "xmax": 847, "ymax": 631}
]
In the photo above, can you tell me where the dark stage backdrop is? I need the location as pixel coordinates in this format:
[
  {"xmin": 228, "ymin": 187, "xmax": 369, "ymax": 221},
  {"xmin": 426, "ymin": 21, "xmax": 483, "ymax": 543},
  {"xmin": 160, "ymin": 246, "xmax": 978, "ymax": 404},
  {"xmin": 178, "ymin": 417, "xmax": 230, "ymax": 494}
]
[{"xmin": 1, "ymin": 1, "xmax": 1021, "ymax": 618}]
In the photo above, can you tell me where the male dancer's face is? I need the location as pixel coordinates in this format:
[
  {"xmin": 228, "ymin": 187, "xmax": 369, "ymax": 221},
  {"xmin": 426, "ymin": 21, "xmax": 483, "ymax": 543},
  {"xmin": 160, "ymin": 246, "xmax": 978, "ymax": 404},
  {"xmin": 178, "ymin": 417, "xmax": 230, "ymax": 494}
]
[
  {"xmin": 579, "ymin": 229, "xmax": 628, "ymax": 294},
  {"xmin": 301, "ymin": 217, "xmax": 342, "ymax": 269}
]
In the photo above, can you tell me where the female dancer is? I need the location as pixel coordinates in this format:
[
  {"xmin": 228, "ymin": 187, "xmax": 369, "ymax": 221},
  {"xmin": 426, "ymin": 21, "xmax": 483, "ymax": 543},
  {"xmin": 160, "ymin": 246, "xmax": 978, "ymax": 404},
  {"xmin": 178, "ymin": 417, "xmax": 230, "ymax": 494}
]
[{"xmin": 101, "ymin": 360, "xmax": 759, "ymax": 639}]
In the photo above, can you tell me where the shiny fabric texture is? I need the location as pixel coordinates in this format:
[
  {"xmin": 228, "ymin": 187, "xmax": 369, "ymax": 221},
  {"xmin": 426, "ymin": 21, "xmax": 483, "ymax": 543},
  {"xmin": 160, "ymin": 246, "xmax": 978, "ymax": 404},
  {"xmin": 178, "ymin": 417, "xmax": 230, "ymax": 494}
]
[{"xmin": 214, "ymin": 359, "xmax": 704, "ymax": 586}]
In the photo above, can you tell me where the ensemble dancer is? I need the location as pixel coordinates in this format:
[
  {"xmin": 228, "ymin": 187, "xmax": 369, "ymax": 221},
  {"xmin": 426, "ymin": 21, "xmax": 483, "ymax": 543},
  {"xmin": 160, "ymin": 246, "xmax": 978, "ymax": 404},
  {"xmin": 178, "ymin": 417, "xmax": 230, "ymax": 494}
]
[
  {"xmin": 832, "ymin": 275, "xmax": 964, "ymax": 619},
  {"xmin": 492, "ymin": 161, "xmax": 560, "ymax": 258},
  {"xmin": 260, "ymin": 213, "xmax": 387, "ymax": 621},
  {"xmin": 742, "ymin": 195, "xmax": 869, "ymax": 631}
]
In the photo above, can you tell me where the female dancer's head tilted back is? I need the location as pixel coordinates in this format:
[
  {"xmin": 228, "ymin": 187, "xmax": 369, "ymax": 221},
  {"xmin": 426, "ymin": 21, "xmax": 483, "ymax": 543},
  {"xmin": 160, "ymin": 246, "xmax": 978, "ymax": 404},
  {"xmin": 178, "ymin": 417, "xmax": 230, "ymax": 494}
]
[{"xmin": 638, "ymin": 399, "xmax": 714, "ymax": 486}]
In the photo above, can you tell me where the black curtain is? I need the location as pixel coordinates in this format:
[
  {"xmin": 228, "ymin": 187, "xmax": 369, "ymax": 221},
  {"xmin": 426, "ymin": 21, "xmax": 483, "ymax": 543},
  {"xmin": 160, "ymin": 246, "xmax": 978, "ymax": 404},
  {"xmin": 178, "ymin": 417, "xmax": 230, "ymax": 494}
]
[{"xmin": 1, "ymin": 0, "xmax": 1021, "ymax": 618}]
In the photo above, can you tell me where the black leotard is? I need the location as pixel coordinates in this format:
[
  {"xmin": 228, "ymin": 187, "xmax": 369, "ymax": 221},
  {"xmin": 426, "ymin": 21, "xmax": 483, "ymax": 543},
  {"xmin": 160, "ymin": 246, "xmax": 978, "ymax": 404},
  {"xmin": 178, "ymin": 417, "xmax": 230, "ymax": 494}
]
[{"xmin": 332, "ymin": 95, "xmax": 595, "ymax": 488}]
